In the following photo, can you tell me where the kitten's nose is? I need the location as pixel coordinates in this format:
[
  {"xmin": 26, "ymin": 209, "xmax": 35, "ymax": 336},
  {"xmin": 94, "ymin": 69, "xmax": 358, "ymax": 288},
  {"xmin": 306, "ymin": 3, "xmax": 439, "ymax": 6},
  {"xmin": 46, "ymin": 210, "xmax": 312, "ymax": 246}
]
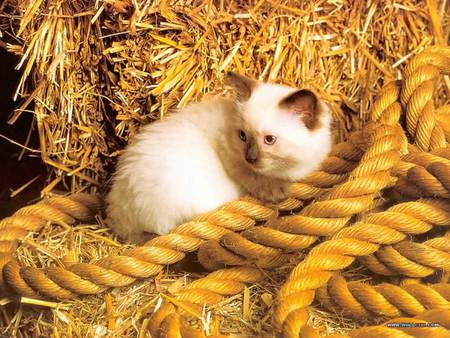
[
  {"xmin": 245, "ymin": 155, "xmax": 257, "ymax": 164},
  {"xmin": 246, "ymin": 143, "xmax": 259, "ymax": 165}
]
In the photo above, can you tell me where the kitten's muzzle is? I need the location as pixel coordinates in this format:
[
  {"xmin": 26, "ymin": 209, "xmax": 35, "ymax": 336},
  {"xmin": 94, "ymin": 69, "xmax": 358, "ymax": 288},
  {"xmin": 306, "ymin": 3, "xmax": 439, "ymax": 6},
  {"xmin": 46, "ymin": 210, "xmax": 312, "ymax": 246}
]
[{"xmin": 245, "ymin": 144, "xmax": 259, "ymax": 164}]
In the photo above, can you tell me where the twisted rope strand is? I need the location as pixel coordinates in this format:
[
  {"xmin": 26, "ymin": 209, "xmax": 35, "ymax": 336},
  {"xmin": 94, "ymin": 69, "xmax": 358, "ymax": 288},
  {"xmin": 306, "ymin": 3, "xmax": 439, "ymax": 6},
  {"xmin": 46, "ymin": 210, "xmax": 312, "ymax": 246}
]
[
  {"xmin": 393, "ymin": 148, "xmax": 450, "ymax": 199},
  {"xmin": 359, "ymin": 231, "xmax": 450, "ymax": 278},
  {"xmin": 401, "ymin": 47, "xmax": 450, "ymax": 151},
  {"xmin": 2, "ymin": 201, "xmax": 269, "ymax": 298},
  {"xmin": 0, "ymin": 193, "xmax": 101, "ymax": 293},
  {"xmin": 315, "ymin": 274, "xmax": 449, "ymax": 320}
]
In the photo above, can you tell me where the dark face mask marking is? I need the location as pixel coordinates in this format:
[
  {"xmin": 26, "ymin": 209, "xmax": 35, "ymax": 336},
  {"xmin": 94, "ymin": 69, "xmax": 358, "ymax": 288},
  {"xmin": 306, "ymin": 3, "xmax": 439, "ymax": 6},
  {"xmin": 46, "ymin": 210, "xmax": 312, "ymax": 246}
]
[{"xmin": 245, "ymin": 141, "xmax": 259, "ymax": 164}]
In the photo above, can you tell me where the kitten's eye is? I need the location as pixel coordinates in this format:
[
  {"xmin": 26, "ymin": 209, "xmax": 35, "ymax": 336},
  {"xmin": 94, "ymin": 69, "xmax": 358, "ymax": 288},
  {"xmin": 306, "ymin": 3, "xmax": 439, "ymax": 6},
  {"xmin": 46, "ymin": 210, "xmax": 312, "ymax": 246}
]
[
  {"xmin": 264, "ymin": 135, "xmax": 277, "ymax": 145},
  {"xmin": 238, "ymin": 130, "xmax": 247, "ymax": 142}
]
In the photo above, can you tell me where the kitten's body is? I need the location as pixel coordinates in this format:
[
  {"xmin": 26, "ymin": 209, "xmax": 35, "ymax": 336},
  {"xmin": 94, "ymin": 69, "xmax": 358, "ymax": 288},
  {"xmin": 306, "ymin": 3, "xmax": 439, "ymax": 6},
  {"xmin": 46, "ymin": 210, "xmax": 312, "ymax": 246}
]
[
  {"xmin": 106, "ymin": 75, "xmax": 332, "ymax": 243},
  {"xmin": 106, "ymin": 98, "xmax": 243, "ymax": 241}
]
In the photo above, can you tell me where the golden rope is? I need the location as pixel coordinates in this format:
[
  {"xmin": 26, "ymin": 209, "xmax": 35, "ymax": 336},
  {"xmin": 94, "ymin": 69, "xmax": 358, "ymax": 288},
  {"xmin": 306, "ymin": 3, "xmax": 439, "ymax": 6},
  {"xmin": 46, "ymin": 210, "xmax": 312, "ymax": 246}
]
[
  {"xmin": 359, "ymin": 231, "xmax": 450, "ymax": 277},
  {"xmin": 400, "ymin": 47, "xmax": 450, "ymax": 151},
  {"xmin": 272, "ymin": 198, "xmax": 449, "ymax": 333},
  {"xmin": 393, "ymin": 148, "xmax": 450, "ymax": 198},
  {"xmin": 316, "ymin": 274, "xmax": 449, "ymax": 320},
  {"xmin": 274, "ymin": 47, "xmax": 450, "ymax": 337},
  {"xmin": 0, "ymin": 194, "xmax": 101, "ymax": 293}
]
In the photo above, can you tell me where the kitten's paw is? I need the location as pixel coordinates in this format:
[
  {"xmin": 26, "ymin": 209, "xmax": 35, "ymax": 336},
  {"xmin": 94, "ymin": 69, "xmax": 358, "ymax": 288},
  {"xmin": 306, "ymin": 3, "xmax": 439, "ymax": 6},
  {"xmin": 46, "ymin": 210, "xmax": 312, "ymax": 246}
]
[
  {"xmin": 126, "ymin": 230, "xmax": 153, "ymax": 245},
  {"xmin": 253, "ymin": 184, "xmax": 289, "ymax": 204}
]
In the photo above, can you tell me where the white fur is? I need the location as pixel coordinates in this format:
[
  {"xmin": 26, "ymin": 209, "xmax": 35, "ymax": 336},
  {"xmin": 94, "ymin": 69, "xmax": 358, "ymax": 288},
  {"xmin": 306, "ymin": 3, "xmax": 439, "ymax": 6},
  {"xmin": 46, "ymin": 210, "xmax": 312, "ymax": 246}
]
[
  {"xmin": 106, "ymin": 82, "xmax": 332, "ymax": 243},
  {"xmin": 106, "ymin": 99, "xmax": 243, "ymax": 242}
]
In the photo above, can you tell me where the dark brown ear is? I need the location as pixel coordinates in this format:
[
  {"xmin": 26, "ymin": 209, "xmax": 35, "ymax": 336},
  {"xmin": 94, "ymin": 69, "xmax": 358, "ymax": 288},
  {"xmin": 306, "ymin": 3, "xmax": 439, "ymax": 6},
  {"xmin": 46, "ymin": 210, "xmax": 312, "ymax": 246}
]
[
  {"xmin": 225, "ymin": 72, "xmax": 257, "ymax": 101},
  {"xmin": 279, "ymin": 89, "xmax": 320, "ymax": 129}
]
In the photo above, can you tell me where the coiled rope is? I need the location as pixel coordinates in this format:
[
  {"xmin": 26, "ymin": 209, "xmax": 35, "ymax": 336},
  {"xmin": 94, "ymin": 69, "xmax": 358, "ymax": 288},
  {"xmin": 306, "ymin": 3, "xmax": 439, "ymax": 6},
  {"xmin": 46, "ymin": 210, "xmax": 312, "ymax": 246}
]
[
  {"xmin": 316, "ymin": 274, "xmax": 449, "ymax": 320},
  {"xmin": 273, "ymin": 46, "xmax": 450, "ymax": 337}
]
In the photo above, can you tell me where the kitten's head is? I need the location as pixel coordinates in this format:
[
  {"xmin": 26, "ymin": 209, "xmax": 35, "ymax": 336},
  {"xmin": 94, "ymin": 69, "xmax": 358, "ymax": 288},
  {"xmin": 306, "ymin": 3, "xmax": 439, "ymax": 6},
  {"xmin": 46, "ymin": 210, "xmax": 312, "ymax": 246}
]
[{"xmin": 225, "ymin": 72, "xmax": 332, "ymax": 181}]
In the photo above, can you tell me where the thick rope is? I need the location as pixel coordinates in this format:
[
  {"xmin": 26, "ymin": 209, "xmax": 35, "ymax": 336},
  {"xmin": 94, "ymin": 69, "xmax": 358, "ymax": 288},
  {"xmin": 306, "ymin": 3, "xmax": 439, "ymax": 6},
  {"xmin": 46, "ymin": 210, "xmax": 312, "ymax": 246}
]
[
  {"xmin": 1, "ymin": 198, "xmax": 272, "ymax": 299},
  {"xmin": 400, "ymin": 47, "xmax": 450, "ymax": 151},
  {"xmin": 272, "ymin": 198, "xmax": 450, "ymax": 334},
  {"xmin": 316, "ymin": 274, "xmax": 449, "ymax": 320},
  {"xmin": 437, "ymin": 105, "xmax": 450, "ymax": 143},
  {"xmin": 0, "ymin": 193, "xmax": 101, "ymax": 293},
  {"xmin": 268, "ymin": 309, "xmax": 450, "ymax": 337},
  {"xmin": 149, "ymin": 296, "xmax": 450, "ymax": 337},
  {"xmin": 393, "ymin": 148, "xmax": 450, "ymax": 199},
  {"xmin": 153, "ymin": 200, "xmax": 450, "ymax": 336},
  {"xmin": 359, "ymin": 231, "xmax": 450, "ymax": 277},
  {"xmin": 274, "ymin": 47, "xmax": 450, "ymax": 337},
  {"xmin": 0, "ymin": 193, "xmax": 101, "ymax": 252}
]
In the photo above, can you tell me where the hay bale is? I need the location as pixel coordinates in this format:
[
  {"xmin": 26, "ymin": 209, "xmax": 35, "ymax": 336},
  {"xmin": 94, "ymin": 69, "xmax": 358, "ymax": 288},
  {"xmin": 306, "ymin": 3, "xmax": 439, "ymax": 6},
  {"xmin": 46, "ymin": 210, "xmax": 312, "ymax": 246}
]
[
  {"xmin": 0, "ymin": 0, "xmax": 449, "ymax": 336},
  {"xmin": 1, "ymin": 0, "xmax": 448, "ymax": 192}
]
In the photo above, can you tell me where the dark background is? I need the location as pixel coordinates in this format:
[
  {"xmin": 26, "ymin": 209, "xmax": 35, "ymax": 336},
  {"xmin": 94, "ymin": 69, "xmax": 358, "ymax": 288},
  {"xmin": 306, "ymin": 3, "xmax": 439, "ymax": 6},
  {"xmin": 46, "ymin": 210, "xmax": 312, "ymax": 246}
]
[{"xmin": 0, "ymin": 48, "xmax": 45, "ymax": 218}]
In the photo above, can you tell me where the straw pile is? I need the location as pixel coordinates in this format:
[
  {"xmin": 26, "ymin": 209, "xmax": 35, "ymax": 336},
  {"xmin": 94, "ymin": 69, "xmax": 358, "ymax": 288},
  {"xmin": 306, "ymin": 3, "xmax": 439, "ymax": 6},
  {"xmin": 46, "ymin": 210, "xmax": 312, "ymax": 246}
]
[
  {"xmin": 2, "ymin": 0, "xmax": 449, "ymax": 193},
  {"xmin": 0, "ymin": 0, "xmax": 449, "ymax": 336}
]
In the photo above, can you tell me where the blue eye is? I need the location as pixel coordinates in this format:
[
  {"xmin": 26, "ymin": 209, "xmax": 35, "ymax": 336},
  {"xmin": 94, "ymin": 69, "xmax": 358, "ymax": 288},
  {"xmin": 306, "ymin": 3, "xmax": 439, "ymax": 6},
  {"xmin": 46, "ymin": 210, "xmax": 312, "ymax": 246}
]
[
  {"xmin": 264, "ymin": 135, "xmax": 277, "ymax": 145},
  {"xmin": 239, "ymin": 130, "xmax": 247, "ymax": 142}
]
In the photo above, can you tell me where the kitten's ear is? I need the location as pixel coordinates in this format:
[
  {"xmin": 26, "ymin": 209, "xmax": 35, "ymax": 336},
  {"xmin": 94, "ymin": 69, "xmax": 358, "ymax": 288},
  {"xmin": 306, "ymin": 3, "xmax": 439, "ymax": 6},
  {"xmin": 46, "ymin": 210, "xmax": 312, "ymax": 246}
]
[
  {"xmin": 279, "ymin": 89, "xmax": 320, "ymax": 129},
  {"xmin": 225, "ymin": 72, "xmax": 257, "ymax": 101}
]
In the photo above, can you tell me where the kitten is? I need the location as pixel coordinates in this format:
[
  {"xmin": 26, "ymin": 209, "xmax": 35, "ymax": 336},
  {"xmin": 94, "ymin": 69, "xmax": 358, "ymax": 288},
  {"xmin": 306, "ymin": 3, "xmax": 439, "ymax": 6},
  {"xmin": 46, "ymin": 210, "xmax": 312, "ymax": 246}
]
[{"xmin": 106, "ymin": 73, "xmax": 332, "ymax": 243}]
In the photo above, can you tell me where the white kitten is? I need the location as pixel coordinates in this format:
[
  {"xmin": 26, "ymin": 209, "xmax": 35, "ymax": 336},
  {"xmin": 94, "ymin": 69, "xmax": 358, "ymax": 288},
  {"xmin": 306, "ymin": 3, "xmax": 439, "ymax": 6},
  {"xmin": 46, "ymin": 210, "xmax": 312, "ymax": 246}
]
[{"xmin": 106, "ymin": 73, "xmax": 332, "ymax": 243}]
